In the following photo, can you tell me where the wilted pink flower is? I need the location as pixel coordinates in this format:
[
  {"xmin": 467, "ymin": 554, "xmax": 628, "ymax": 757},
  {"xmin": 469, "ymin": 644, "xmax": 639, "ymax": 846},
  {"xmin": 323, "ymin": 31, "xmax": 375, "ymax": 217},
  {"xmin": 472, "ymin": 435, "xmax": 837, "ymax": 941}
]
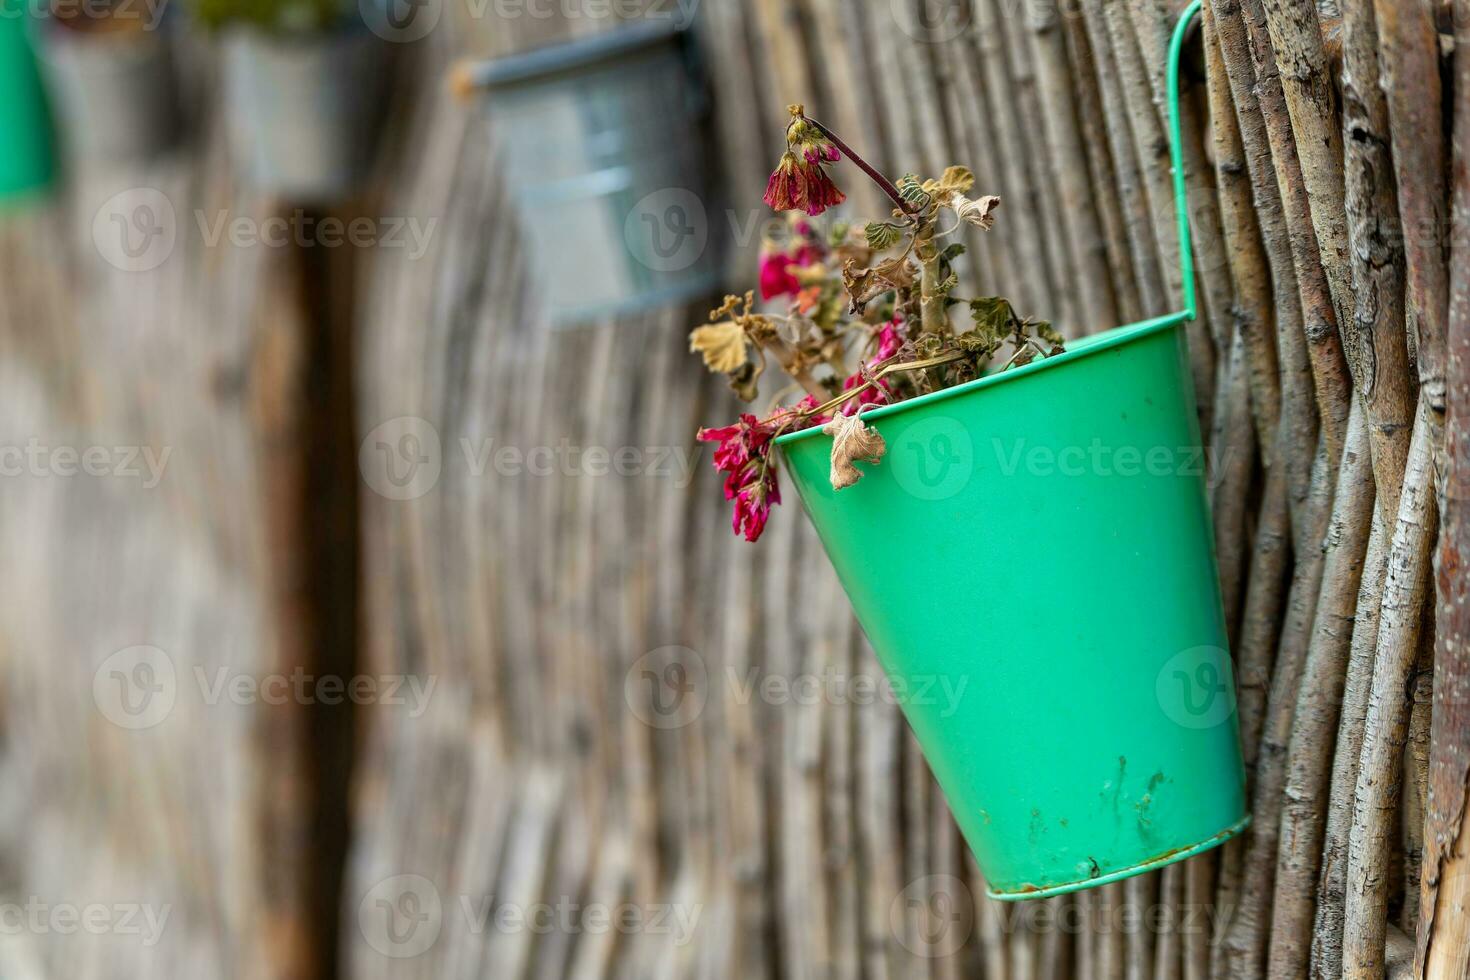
[
  {"xmin": 764, "ymin": 152, "xmax": 846, "ymax": 217},
  {"xmin": 800, "ymin": 141, "xmax": 840, "ymax": 164},
  {"xmin": 838, "ymin": 318, "xmax": 904, "ymax": 415},
  {"xmin": 759, "ymin": 245, "xmax": 824, "ymax": 300},
  {"xmin": 786, "ymin": 116, "xmax": 842, "ymax": 166},
  {"xmin": 794, "ymin": 394, "xmax": 831, "ymax": 427},
  {"xmin": 759, "ymin": 251, "xmax": 802, "ymax": 300},
  {"xmin": 698, "ymin": 414, "xmax": 783, "ymax": 542},
  {"xmin": 874, "ymin": 318, "xmax": 903, "ymax": 360},
  {"xmin": 733, "ymin": 476, "xmax": 780, "ymax": 542}
]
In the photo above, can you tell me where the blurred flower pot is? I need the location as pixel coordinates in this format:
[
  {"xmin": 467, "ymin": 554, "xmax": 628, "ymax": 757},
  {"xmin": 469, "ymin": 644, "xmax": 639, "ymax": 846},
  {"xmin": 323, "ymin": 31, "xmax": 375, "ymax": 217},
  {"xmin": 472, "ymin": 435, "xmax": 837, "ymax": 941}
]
[
  {"xmin": 38, "ymin": 2, "xmax": 180, "ymax": 165},
  {"xmin": 221, "ymin": 26, "xmax": 385, "ymax": 201},
  {"xmin": 776, "ymin": 316, "xmax": 1249, "ymax": 899},
  {"xmin": 0, "ymin": 11, "xmax": 56, "ymax": 201},
  {"xmin": 470, "ymin": 20, "xmax": 721, "ymax": 325}
]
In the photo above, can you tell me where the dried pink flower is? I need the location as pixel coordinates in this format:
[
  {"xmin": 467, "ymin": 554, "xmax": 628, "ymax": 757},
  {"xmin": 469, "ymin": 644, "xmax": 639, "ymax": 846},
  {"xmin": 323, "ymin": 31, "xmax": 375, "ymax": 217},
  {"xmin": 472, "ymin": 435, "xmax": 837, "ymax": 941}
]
[
  {"xmin": 758, "ymin": 245, "xmax": 822, "ymax": 300},
  {"xmin": 759, "ymin": 251, "xmax": 802, "ymax": 300},
  {"xmin": 697, "ymin": 414, "xmax": 783, "ymax": 542},
  {"xmin": 763, "ymin": 151, "xmax": 846, "ymax": 217},
  {"xmin": 837, "ymin": 317, "xmax": 905, "ymax": 415}
]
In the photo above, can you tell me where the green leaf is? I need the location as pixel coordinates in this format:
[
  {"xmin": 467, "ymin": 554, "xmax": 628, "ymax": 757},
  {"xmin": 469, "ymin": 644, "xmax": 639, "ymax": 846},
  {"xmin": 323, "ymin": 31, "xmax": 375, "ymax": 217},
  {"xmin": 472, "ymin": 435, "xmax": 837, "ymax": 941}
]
[
  {"xmin": 897, "ymin": 174, "xmax": 929, "ymax": 208},
  {"xmin": 957, "ymin": 332, "xmax": 1001, "ymax": 356},
  {"xmin": 968, "ymin": 296, "xmax": 1014, "ymax": 339},
  {"xmin": 937, "ymin": 273, "xmax": 959, "ymax": 295},
  {"xmin": 1034, "ymin": 320, "xmax": 1064, "ymax": 347},
  {"xmin": 939, "ymin": 242, "xmax": 967, "ymax": 264},
  {"xmin": 864, "ymin": 221, "xmax": 902, "ymax": 251}
]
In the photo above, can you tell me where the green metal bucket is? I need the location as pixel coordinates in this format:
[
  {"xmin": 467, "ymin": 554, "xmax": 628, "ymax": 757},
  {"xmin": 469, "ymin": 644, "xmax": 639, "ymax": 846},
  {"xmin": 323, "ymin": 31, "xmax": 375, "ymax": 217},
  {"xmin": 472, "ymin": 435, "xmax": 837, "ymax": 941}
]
[
  {"xmin": 0, "ymin": 9, "xmax": 56, "ymax": 202},
  {"xmin": 775, "ymin": 1, "xmax": 1246, "ymax": 900}
]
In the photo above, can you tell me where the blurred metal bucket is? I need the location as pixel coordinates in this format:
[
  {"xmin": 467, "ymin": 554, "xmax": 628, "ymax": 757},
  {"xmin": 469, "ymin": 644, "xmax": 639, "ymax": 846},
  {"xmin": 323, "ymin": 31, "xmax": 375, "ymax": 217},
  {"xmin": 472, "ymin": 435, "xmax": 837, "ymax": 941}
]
[
  {"xmin": 222, "ymin": 26, "xmax": 386, "ymax": 202},
  {"xmin": 475, "ymin": 21, "xmax": 722, "ymax": 325},
  {"xmin": 38, "ymin": 17, "xmax": 179, "ymax": 164},
  {"xmin": 0, "ymin": 11, "xmax": 55, "ymax": 201}
]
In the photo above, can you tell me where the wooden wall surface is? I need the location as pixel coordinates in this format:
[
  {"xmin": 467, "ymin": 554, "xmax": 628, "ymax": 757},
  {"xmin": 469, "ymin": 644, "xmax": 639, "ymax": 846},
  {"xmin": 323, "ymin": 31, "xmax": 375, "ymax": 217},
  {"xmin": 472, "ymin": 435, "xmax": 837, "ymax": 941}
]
[{"xmin": 0, "ymin": 0, "xmax": 1465, "ymax": 978}]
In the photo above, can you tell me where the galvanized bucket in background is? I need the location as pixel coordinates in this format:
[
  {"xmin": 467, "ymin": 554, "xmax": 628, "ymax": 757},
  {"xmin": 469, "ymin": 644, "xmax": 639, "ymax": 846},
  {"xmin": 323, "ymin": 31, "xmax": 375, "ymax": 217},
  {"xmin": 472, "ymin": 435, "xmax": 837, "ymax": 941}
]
[
  {"xmin": 0, "ymin": 10, "xmax": 56, "ymax": 201},
  {"xmin": 37, "ymin": 13, "xmax": 180, "ymax": 165},
  {"xmin": 221, "ymin": 26, "xmax": 387, "ymax": 202},
  {"xmin": 775, "ymin": 0, "xmax": 1245, "ymax": 900},
  {"xmin": 471, "ymin": 21, "xmax": 722, "ymax": 325}
]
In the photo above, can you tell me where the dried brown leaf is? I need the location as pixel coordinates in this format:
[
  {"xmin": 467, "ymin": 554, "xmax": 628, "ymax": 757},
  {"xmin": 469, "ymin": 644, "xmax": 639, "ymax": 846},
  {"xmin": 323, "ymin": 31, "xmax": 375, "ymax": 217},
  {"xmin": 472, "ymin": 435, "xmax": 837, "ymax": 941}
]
[
  {"xmin": 926, "ymin": 165, "xmax": 975, "ymax": 195},
  {"xmin": 689, "ymin": 320, "xmax": 748, "ymax": 374},
  {"xmin": 822, "ymin": 412, "xmax": 886, "ymax": 489},
  {"xmin": 949, "ymin": 193, "xmax": 1001, "ymax": 230}
]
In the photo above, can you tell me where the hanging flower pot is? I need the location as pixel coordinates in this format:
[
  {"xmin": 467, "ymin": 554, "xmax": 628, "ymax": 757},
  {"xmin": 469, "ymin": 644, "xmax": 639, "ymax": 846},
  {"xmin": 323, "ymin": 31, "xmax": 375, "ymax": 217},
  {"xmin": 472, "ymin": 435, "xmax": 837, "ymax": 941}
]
[
  {"xmin": 219, "ymin": 25, "xmax": 385, "ymax": 201},
  {"xmin": 778, "ymin": 314, "xmax": 1247, "ymax": 898},
  {"xmin": 455, "ymin": 20, "xmax": 721, "ymax": 325},
  {"xmin": 37, "ymin": 0, "xmax": 180, "ymax": 164},
  {"xmin": 189, "ymin": 0, "xmax": 387, "ymax": 201},
  {"xmin": 0, "ymin": 10, "xmax": 56, "ymax": 202},
  {"xmin": 691, "ymin": 1, "xmax": 1244, "ymax": 899}
]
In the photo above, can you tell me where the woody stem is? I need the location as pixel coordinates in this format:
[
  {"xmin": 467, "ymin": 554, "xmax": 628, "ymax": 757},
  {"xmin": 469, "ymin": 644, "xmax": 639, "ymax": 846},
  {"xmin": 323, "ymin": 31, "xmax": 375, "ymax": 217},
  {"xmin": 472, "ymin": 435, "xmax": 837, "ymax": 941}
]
[
  {"xmin": 802, "ymin": 115, "xmax": 917, "ymax": 216},
  {"xmin": 794, "ymin": 351, "xmax": 967, "ymax": 420}
]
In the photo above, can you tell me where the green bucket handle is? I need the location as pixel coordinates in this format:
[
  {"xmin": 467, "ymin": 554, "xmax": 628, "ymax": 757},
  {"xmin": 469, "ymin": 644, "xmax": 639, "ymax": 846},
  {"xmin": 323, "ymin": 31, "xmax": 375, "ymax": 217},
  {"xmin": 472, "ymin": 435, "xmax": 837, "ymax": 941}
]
[{"xmin": 1167, "ymin": 0, "xmax": 1203, "ymax": 324}]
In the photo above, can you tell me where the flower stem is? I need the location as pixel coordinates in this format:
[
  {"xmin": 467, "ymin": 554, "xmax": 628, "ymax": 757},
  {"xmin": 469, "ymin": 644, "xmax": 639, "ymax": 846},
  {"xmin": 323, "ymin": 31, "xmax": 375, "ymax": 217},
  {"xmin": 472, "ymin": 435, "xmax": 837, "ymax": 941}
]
[
  {"xmin": 792, "ymin": 350, "xmax": 967, "ymax": 421},
  {"xmin": 916, "ymin": 229, "xmax": 947, "ymax": 334},
  {"xmin": 801, "ymin": 114, "xmax": 917, "ymax": 216}
]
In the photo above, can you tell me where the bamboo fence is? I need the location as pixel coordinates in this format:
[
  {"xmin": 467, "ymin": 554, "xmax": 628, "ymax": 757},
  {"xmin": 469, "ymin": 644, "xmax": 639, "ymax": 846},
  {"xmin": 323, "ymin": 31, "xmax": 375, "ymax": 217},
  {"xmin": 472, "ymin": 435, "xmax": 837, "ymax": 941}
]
[{"xmin": 0, "ymin": 0, "xmax": 1466, "ymax": 977}]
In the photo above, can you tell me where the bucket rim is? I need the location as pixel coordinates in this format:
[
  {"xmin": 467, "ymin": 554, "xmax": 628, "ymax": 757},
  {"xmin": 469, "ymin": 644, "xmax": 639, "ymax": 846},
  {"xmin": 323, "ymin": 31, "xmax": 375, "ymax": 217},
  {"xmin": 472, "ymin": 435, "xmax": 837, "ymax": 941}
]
[
  {"xmin": 773, "ymin": 311, "xmax": 1190, "ymax": 450},
  {"xmin": 983, "ymin": 813, "xmax": 1248, "ymax": 901},
  {"xmin": 472, "ymin": 19, "xmax": 687, "ymax": 89}
]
